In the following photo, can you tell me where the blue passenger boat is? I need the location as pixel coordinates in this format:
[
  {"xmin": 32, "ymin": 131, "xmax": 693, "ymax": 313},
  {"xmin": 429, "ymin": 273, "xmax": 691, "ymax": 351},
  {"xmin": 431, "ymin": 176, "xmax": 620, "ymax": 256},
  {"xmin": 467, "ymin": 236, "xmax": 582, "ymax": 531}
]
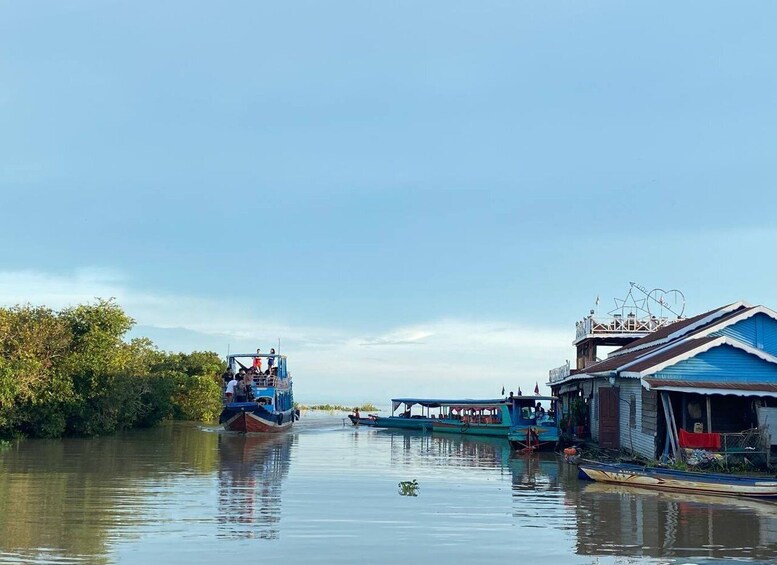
[
  {"xmin": 507, "ymin": 395, "xmax": 559, "ymax": 452},
  {"xmin": 219, "ymin": 352, "xmax": 297, "ymax": 433},
  {"xmin": 578, "ymin": 460, "xmax": 777, "ymax": 498},
  {"xmin": 358, "ymin": 398, "xmax": 513, "ymax": 436},
  {"xmin": 430, "ymin": 399, "xmax": 513, "ymax": 437}
]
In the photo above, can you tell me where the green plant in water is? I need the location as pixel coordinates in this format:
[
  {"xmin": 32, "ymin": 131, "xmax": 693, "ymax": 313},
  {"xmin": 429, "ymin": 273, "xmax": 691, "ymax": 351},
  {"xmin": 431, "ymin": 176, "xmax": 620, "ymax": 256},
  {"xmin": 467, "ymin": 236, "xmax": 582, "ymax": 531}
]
[{"xmin": 398, "ymin": 479, "xmax": 419, "ymax": 497}]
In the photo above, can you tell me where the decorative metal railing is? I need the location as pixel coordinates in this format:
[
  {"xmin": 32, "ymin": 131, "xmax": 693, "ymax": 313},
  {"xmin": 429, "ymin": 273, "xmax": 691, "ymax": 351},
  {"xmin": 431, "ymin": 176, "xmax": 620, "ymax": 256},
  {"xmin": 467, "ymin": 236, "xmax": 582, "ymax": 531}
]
[{"xmin": 575, "ymin": 315, "xmax": 677, "ymax": 341}]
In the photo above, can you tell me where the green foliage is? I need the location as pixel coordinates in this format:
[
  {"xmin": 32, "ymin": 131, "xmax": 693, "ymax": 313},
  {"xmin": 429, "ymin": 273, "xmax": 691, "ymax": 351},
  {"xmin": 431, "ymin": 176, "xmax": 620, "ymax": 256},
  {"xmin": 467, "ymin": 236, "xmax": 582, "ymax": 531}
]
[
  {"xmin": 0, "ymin": 299, "xmax": 227, "ymax": 439},
  {"xmin": 570, "ymin": 398, "xmax": 587, "ymax": 426},
  {"xmin": 398, "ymin": 479, "xmax": 419, "ymax": 496},
  {"xmin": 171, "ymin": 374, "xmax": 224, "ymax": 422}
]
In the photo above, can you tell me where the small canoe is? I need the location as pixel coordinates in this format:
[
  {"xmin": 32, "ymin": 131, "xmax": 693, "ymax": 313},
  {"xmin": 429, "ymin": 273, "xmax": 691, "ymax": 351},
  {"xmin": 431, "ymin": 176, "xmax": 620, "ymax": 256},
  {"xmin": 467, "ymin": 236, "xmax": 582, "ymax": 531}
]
[
  {"xmin": 347, "ymin": 414, "xmax": 378, "ymax": 426},
  {"xmin": 578, "ymin": 460, "xmax": 777, "ymax": 499}
]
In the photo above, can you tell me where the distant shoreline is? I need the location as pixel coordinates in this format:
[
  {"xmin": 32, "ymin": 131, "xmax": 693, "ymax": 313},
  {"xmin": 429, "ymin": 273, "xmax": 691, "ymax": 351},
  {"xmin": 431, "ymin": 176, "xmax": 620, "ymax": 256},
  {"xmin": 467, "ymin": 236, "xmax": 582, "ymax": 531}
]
[{"xmin": 296, "ymin": 403, "xmax": 380, "ymax": 412}]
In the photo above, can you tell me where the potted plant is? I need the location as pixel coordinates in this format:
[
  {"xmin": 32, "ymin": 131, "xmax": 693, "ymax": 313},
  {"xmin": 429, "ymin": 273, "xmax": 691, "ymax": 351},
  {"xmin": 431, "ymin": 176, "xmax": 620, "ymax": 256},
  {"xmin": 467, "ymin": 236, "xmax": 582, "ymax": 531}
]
[{"xmin": 570, "ymin": 397, "xmax": 587, "ymax": 437}]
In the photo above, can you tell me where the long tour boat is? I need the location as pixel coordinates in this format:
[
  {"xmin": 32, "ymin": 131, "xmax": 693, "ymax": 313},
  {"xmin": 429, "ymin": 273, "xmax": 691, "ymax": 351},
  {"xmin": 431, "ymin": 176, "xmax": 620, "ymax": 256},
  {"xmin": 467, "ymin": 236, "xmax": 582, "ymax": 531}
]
[
  {"xmin": 354, "ymin": 398, "xmax": 513, "ymax": 436},
  {"xmin": 219, "ymin": 352, "xmax": 297, "ymax": 433}
]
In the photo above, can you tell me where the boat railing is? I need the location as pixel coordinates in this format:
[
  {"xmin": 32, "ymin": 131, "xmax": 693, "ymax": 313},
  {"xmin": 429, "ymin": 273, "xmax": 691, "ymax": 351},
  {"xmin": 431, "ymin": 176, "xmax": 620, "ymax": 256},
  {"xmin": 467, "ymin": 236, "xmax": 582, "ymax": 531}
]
[{"xmin": 252, "ymin": 375, "xmax": 291, "ymax": 388}]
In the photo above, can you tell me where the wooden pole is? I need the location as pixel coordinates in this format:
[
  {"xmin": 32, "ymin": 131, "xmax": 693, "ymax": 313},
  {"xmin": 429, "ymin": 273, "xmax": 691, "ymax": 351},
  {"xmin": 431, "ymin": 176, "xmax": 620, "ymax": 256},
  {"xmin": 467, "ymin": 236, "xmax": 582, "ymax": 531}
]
[
  {"xmin": 661, "ymin": 392, "xmax": 683, "ymax": 462},
  {"xmin": 706, "ymin": 396, "xmax": 712, "ymax": 433}
]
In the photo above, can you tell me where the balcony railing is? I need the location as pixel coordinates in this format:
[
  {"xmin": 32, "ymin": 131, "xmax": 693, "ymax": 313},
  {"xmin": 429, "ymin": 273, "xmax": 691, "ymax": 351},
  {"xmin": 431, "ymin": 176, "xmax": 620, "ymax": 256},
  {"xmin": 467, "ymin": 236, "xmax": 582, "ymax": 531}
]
[
  {"xmin": 548, "ymin": 361, "xmax": 571, "ymax": 384},
  {"xmin": 575, "ymin": 315, "xmax": 676, "ymax": 341}
]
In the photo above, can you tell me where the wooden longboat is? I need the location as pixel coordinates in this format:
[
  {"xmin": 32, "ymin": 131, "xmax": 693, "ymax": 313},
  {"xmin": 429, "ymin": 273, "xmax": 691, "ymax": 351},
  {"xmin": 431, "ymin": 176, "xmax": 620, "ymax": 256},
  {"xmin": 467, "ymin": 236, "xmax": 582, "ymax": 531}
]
[
  {"xmin": 347, "ymin": 414, "xmax": 379, "ymax": 426},
  {"xmin": 578, "ymin": 460, "xmax": 777, "ymax": 499}
]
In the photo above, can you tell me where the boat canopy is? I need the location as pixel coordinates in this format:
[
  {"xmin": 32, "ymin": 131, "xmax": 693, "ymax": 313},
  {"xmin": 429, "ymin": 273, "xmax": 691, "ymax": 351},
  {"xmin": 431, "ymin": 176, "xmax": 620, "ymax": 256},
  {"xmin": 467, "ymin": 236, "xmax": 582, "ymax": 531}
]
[
  {"xmin": 391, "ymin": 398, "xmax": 508, "ymax": 412},
  {"xmin": 227, "ymin": 353, "xmax": 290, "ymax": 380},
  {"xmin": 228, "ymin": 353, "xmax": 286, "ymax": 361},
  {"xmin": 511, "ymin": 395, "xmax": 557, "ymax": 404}
]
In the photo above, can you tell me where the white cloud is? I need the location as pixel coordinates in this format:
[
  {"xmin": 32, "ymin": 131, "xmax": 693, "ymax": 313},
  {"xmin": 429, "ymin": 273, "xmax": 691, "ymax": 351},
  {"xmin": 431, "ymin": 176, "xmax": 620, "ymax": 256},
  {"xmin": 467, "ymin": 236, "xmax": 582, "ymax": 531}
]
[{"xmin": 0, "ymin": 269, "xmax": 573, "ymax": 404}]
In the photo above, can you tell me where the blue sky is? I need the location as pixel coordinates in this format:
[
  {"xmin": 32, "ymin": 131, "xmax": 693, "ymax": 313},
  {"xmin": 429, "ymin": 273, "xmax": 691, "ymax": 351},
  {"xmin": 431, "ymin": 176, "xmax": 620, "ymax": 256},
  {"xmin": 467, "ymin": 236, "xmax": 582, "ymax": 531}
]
[{"xmin": 2, "ymin": 1, "xmax": 776, "ymax": 403}]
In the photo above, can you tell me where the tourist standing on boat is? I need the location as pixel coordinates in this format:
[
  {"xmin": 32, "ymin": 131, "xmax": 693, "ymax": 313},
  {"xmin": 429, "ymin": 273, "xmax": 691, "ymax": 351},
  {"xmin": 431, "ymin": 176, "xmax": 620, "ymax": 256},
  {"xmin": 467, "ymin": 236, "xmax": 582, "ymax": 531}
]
[
  {"xmin": 353, "ymin": 407, "xmax": 361, "ymax": 420},
  {"xmin": 253, "ymin": 348, "xmax": 262, "ymax": 372},
  {"xmin": 267, "ymin": 348, "xmax": 276, "ymax": 372},
  {"xmin": 225, "ymin": 374, "xmax": 238, "ymax": 403},
  {"xmin": 235, "ymin": 376, "xmax": 247, "ymax": 403},
  {"xmin": 221, "ymin": 367, "xmax": 234, "ymax": 385}
]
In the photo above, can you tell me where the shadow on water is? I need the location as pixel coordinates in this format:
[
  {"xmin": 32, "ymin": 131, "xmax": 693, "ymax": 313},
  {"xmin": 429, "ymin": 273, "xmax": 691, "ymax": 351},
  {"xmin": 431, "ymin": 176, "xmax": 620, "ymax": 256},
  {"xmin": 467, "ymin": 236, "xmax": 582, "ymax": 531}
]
[{"xmin": 216, "ymin": 432, "xmax": 295, "ymax": 540}]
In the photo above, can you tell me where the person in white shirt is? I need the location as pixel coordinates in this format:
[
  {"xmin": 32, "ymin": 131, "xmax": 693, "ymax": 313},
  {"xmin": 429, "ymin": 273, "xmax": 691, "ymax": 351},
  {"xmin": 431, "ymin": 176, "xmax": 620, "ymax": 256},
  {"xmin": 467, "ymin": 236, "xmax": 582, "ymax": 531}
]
[{"xmin": 225, "ymin": 376, "xmax": 238, "ymax": 403}]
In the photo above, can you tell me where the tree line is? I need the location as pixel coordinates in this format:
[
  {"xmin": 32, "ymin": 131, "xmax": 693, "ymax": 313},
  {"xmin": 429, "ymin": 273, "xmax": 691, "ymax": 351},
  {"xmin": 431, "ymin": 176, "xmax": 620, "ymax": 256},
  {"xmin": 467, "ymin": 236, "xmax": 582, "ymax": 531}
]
[{"xmin": 0, "ymin": 299, "xmax": 225, "ymax": 439}]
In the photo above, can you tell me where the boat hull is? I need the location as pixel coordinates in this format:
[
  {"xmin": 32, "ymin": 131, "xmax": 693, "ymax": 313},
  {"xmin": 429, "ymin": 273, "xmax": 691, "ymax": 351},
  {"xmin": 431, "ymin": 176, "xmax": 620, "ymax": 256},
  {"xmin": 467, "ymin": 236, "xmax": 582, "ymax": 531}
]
[
  {"xmin": 431, "ymin": 421, "xmax": 511, "ymax": 437},
  {"xmin": 507, "ymin": 425, "xmax": 559, "ymax": 452},
  {"xmin": 578, "ymin": 461, "xmax": 777, "ymax": 498},
  {"xmin": 219, "ymin": 404, "xmax": 295, "ymax": 433},
  {"xmin": 370, "ymin": 416, "xmax": 435, "ymax": 430}
]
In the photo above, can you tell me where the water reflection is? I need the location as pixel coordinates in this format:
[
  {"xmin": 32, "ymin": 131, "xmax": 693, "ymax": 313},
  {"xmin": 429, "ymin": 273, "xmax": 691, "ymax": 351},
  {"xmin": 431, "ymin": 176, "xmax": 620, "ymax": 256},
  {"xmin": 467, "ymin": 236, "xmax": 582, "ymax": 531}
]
[
  {"xmin": 216, "ymin": 433, "xmax": 294, "ymax": 540},
  {"xmin": 380, "ymin": 428, "xmax": 513, "ymax": 469},
  {"xmin": 370, "ymin": 428, "xmax": 777, "ymax": 562},
  {"xmin": 575, "ymin": 482, "xmax": 777, "ymax": 561},
  {"xmin": 0, "ymin": 423, "xmax": 219, "ymax": 564},
  {"xmin": 1, "ymin": 418, "xmax": 776, "ymax": 564}
]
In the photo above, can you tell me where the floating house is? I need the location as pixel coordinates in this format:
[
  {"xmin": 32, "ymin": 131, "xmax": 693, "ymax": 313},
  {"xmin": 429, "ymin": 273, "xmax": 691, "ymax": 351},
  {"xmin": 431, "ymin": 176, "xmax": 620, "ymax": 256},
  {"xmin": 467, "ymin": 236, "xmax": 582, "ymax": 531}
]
[{"xmin": 549, "ymin": 286, "xmax": 777, "ymax": 464}]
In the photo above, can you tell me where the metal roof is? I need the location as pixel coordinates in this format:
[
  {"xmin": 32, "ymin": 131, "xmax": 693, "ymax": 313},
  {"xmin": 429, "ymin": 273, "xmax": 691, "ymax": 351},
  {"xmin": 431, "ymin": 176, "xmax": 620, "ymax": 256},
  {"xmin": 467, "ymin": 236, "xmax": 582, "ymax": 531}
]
[{"xmin": 644, "ymin": 378, "xmax": 777, "ymax": 397}]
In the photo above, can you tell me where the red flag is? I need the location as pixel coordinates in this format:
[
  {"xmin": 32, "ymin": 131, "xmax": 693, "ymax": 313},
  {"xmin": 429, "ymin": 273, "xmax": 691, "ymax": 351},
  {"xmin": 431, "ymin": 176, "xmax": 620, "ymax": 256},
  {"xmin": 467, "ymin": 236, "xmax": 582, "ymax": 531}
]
[{"xmin": 534, "ymin": 382, "xmax": 540, "ymax": 395}]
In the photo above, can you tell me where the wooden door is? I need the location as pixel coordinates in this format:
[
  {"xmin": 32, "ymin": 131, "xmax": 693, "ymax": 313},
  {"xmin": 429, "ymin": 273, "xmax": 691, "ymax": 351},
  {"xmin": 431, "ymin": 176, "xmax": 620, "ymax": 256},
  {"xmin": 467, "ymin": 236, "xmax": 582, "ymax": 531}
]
[{"xmin": 598, "ymin": 387, "xmax": 620, "ymax": 449}]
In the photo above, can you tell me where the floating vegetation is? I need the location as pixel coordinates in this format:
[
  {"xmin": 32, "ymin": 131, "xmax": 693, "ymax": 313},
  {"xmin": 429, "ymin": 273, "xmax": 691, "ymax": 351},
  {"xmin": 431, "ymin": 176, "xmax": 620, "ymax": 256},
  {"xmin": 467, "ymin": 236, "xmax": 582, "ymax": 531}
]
[{"xmin": 398, "ymin": 479, "xmax": 419, "ymax": 497}]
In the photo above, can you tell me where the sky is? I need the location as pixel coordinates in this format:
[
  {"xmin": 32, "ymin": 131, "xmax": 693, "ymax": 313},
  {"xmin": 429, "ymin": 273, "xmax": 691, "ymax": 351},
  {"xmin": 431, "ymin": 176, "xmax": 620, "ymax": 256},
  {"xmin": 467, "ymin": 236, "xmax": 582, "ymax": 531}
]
[{"xmin": 2, "ymin": 1, "xmax": 777, "ymax": 404}]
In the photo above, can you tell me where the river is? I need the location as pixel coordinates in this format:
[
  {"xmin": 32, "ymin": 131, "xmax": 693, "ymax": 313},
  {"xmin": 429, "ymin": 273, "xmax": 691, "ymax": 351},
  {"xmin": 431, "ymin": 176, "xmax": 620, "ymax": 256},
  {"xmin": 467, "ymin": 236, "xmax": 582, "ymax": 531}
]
[{"xmin": 0, "ymin": 412, "xmax": 775, "ymax": 564}]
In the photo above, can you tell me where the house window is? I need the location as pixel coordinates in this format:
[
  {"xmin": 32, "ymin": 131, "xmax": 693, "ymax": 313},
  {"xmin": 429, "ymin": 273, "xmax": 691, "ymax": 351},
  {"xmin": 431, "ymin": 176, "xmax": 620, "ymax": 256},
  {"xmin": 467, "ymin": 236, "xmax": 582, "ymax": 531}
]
[{"xmin": 629, "ymin": 394, "xmax": 636, "ymax": 428}]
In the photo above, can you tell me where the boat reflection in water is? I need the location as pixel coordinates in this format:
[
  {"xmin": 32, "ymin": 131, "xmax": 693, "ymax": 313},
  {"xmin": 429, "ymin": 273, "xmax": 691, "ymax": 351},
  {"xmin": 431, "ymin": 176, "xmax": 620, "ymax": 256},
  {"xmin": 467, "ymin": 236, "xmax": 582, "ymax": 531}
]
[
  {"xmin": 381, "ymin": 428, "xmax": 513, "ymax": 469},
  {"xmin": 380, "ymin": 428, "xmax": 563, "ymax": 489},
  {"xmin": 507, "ymin": 452, "xmax": 562, "ymax": 492},
  {"xmin": 575, "ymin": 482, "xmax": 777, "ymax": 560},
  {"xmin": 217, "ymin": 432, "xmax": 295, "ymax": 540}
]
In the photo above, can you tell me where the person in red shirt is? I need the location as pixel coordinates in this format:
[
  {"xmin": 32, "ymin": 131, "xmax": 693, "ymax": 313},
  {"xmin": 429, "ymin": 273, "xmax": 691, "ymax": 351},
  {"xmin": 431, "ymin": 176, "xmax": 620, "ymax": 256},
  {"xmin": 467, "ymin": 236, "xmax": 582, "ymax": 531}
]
[{"xmin": 252, "ymin": 348, "xmax": 263, "ymax": 372}]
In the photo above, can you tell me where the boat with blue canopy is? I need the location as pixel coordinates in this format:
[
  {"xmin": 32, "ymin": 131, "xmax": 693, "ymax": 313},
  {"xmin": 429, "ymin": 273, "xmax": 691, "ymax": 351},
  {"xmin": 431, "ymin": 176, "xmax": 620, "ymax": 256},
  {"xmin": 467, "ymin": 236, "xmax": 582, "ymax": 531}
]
[
  {"xmin": 219, "ymin": 352, "xmax": 298, "ymax": 433},
  {"xmin": 351, "ymin": 398, "xmax": 513, "ymax": 436},
  {"xmin": 507, "ymin": 395, "xmax": 559, "ymax": 452}
]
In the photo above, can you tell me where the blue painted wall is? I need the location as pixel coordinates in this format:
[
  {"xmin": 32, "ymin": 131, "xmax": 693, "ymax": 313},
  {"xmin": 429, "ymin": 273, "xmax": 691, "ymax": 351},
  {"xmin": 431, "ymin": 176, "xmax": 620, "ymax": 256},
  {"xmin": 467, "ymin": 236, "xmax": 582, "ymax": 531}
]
[
  {"xmin": 652, "ymin": 342, "xmax": 777, "ymax": 383},
  {"xmin": 710, "ymin": 313, "xmax": 777, "ymax": 356}
]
